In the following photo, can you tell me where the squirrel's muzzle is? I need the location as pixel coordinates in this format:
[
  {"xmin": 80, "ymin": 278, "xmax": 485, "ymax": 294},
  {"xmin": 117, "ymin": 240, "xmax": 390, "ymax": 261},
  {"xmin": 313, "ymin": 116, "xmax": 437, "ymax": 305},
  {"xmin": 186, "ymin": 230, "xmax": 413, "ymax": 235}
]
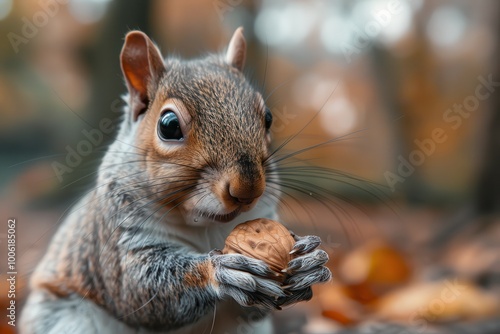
[{"xmin": 216, "ymin": 158, "xmax": 265, "ymax": 209}]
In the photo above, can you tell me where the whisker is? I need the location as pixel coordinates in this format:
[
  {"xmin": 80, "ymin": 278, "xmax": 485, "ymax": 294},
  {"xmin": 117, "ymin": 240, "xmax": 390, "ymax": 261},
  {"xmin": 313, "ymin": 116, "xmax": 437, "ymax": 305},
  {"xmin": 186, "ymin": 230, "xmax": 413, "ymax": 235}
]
[
  {"xmin": 44, "ymin": 80, "xmax": 151, "ymax": 157},
  {"xmin": 266, "ymin": 131, "xmax": 367, "ymax": 167},
  {"xmin": 117, "ymin": 290, "xmax": 159, "ymax": 320},
  {"xmin": 264, "ymin": 183, "xmax": 317, "ymax": 226},
  {"xmin": 261, "ymin": 43, "xmax": 269, "ymax": 92},
  {"xmin": 271, "ymin": 165, "xmax": 400, "ymax": 215},
  {"xmin": 265, "ymin": 80, "xmax": 340, "ymax": 161},
  {"xmin": 264, "ymin": 79, "xmax": 293, "ymax": 104},
  {"xmin": 267, "ymin": 179, "xmax": 355, "ymax": 243},
  {"xmin": 20, "ymin": 173, "xmax": 205, "ymax": 262},
  {"xmin": 121, "ymin": 188, "xmax": 206, "ymax": 260},
  {"xmin": 7, "ymin": 154, "xmax": 66, "ymax": 168},
  {"xmin": 18, "ymin": 169, "xmax": 148, "ymax": 259}
]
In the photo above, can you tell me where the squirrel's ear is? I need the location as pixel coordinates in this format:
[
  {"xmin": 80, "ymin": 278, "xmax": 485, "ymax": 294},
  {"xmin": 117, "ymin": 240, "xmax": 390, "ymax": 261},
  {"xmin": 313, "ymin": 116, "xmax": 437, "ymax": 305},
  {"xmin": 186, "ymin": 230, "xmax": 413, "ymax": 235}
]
[
  {"xmin": 225, "ymin": 27, "xmax": 246, "ymax": 72},
  {"xmin": 120, "ymin": 31, "xmax": 165, "ymax": 121}
]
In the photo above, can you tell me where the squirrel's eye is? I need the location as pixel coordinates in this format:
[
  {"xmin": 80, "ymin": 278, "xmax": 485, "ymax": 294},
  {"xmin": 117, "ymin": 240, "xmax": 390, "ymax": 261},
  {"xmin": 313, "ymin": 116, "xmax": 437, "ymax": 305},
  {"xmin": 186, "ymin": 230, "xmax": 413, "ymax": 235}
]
[
  {"xmin": 265, "ymin": 108, "xmax": 273, "ymax": 130},
  {"xmin": 158, "ymin": 111, "xmax": 183, "ymax": 141}
]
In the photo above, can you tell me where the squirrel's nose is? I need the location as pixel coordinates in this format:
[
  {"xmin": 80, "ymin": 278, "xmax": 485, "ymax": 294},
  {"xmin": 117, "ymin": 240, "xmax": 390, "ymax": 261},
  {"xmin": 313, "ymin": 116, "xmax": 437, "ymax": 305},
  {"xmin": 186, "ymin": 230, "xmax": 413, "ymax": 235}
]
[
  {"xmin": 234, "ymin": 197, "xmax": 255, "ymax": 205},
  {"xmin": 228, "ymin": 180, "xmax": 264, "ymax": 206}
]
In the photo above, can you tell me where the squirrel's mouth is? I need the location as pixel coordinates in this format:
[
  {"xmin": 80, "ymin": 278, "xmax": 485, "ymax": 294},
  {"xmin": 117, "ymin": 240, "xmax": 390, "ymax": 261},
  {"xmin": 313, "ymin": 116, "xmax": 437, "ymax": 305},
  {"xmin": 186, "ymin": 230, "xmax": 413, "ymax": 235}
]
[{"xmin": 198, "ymin": 207, "xmax": 241, "ymax": 223}]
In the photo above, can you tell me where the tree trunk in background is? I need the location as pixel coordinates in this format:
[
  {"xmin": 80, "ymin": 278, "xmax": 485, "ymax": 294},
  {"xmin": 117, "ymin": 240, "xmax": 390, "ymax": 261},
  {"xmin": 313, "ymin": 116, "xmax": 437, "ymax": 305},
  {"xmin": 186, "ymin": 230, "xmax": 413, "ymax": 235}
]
[
  {"xmin": 64, "ymin": 0, "xmax": 154, "ymax": 197},
  {"xmin": 88, "ymin": 0, "xmax": 154, "ymax": 130},
  {"xmin": 433, "ymin": 3, "xmax": 500, "ymax": 246},
  {"xmin": 474, "ymin": 44, "xmax": 500, "ymax": 216},
  {"xmin": 475, "ymin": 116, "xmax": 500, "ymax": 215}
]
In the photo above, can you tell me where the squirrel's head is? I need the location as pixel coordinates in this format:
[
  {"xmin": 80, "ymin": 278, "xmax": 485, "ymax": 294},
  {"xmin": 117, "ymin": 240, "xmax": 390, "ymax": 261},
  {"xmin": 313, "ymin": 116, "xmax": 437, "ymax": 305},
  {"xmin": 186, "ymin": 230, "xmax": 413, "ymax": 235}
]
[{"xmin": 120, "ymin": 28, "xmax": 274, "ymax": 224}]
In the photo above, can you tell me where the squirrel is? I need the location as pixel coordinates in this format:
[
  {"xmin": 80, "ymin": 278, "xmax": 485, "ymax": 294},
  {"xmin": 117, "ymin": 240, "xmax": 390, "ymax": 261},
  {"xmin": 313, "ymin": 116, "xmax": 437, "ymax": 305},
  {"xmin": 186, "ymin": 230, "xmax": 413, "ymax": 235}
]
[{"xmin": 20, "ymin": 27, "xmax": 331, "ymax": 334}]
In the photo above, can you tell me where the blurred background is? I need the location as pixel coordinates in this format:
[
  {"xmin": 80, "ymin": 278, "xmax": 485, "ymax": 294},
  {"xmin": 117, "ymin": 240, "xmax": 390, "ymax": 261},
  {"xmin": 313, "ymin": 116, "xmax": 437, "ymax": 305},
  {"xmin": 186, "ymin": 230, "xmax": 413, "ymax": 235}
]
[{"xmin": 1, "ymin": 0, "xmax": 499, "ymax": 333}]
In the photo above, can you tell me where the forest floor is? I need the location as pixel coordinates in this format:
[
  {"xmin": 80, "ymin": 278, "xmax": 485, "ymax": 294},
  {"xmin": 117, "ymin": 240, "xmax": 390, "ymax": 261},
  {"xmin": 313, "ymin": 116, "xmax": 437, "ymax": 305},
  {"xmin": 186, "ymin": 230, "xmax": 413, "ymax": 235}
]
[{"xmin": 1, "ymin": 197, "xmax": 499, "ymax": 333}]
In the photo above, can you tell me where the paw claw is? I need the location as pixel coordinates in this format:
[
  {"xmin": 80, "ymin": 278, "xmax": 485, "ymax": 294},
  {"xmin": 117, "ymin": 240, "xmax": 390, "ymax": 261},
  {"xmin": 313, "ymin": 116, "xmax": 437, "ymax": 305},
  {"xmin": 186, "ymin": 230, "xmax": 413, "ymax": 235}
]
[
  {"xmin": 284, "ymin": 266, "xmax": 332, "ymax": 291},
  {"xmin": 286, "ymin": 249, "xmax": 329, "ymax": 273},
  {"xmin": 208, "ymin": 249, "xmax": 222, "ymax": 257},
  {"xmin": 291, "ymin": 235, "xmax": 321, "ymax": 255},
  {"xmin": 277, "ymin": 287, "xmax": 313, "ymax": 308}
]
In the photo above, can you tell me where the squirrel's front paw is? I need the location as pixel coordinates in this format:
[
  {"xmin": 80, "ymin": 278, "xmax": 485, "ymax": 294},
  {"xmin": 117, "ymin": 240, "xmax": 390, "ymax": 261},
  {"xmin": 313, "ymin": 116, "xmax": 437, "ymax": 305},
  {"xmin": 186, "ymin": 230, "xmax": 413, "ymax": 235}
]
[
  {"xmin": 209, "ymin": 250, "xmax": 285, "ymax": 310},
  {"xmin": 278, "ymin": 234, "xmax": 332, "ymax": 308}
]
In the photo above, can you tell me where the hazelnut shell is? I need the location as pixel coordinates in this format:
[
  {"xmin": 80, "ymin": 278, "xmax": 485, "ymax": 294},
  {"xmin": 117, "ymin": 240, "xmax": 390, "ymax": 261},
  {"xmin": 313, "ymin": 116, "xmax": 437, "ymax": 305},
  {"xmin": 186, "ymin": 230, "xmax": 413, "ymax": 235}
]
[{"xmin": 222, "ymin": 218, "xmax": 295, "ymax": 281}]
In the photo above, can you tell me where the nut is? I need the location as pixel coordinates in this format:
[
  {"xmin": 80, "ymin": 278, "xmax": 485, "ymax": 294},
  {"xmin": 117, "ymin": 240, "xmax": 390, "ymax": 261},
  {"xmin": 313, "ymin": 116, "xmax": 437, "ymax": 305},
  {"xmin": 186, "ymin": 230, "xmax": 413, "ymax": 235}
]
[{"xmin": 222, "ymin": 218, "xmax": 296, "ymax": 282}]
